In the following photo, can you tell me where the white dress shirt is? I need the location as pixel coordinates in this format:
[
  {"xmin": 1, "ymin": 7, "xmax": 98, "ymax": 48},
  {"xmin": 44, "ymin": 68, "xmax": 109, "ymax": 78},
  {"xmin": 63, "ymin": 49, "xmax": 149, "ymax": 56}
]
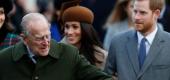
[
  {"xmin": 137, "ymin": 25, "xmax": 158, "ymax": 55},
  {"xmin": 26, "ymin": 46, "xmax": 37, "ymax": 64}
]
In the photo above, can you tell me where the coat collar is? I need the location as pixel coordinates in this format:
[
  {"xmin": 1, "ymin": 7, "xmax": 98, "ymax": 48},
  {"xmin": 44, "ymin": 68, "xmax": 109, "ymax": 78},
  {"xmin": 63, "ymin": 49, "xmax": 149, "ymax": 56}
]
[{"xmin": 12, "ymin": 39, "xmax": 62, "ymax": 61}]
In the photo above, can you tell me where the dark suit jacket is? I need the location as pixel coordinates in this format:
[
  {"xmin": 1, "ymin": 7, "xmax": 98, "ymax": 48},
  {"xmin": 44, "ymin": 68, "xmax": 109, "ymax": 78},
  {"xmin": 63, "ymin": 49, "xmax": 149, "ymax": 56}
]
[
  {"xmin": 0, "ymin": 40, "xmax": 111, "ymax": 80},
  {"xmin": 105, "ymin": 28, "xmax": 170, "ymax": 80}
]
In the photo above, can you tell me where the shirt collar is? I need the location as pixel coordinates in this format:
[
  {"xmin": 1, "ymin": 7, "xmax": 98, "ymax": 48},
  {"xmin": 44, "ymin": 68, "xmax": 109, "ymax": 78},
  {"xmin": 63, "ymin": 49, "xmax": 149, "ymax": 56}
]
[
  {"xmin": 26, "ymin": 45, "xmax": 35, "ymax": 58},
  {"xmin": 137, "ymin": 25, "xmax": 158, "ymax": 45}
]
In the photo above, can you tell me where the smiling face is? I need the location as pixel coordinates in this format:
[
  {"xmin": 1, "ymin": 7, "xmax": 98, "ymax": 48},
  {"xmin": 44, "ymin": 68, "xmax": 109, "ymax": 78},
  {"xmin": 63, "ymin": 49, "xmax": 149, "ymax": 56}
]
[
  {"xmin": 0, "ymin": 7, "xmax": 5, "ymax": 29},
  {"xmin": 22, "ymin": 16, "xmax": 51, "ymax": 56},
  {"xmin": 64, "ymin": 21, "xmax": 81, "ymax": 47}
]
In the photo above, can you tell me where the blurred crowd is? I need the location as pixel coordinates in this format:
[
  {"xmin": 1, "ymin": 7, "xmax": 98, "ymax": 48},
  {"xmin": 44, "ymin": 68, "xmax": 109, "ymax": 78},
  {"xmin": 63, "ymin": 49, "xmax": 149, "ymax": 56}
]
[
  {"xmin": 1, "ymin": 0, "xmax": 170, "ymax": 48},
  {"xmin": 1, "ymin": 0, "xmax": 170, "ymax": 46}
]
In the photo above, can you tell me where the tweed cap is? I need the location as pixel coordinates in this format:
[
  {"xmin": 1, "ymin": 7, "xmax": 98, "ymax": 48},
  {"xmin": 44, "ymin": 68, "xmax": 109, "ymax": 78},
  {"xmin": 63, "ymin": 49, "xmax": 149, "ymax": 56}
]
[
  {"xmin": 0, "ymin": 0, "xmax": 13, "ymax": 14},
  {"xmin": 62, "ymin": 6, "xmax": 94, "ymax": 24}
]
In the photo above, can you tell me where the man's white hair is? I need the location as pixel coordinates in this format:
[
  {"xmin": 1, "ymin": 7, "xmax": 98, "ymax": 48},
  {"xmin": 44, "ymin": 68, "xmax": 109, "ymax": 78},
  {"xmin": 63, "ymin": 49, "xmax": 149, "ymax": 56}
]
[{"xmin": 21, "ymin": 13, "xmax": 49, "ymax": 35}]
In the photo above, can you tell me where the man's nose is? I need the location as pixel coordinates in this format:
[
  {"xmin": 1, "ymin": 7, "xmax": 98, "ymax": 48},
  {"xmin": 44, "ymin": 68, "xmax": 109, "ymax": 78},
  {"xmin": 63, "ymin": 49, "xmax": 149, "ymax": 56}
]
[
  {"xmin": 134, "ymin": 12, "xmax": 141, "ymax": 20},
  {"xmin": 42, "ymin": 36, "xmax": 50, "ymax": 45}
]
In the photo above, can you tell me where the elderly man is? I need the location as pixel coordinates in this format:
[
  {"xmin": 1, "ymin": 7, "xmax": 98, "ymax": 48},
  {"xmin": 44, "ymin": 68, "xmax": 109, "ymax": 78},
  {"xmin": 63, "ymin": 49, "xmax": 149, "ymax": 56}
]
[{"xmin": 0, "ymin": 13, "xmax": 112, "ymax": 80}]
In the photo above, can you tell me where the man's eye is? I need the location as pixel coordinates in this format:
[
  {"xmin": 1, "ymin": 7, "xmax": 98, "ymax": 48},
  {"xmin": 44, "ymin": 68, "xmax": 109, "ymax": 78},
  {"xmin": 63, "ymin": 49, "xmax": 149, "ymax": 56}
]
[{"xmin": 35, "ymin": 37, "xmax": 43, "ymax": 41}]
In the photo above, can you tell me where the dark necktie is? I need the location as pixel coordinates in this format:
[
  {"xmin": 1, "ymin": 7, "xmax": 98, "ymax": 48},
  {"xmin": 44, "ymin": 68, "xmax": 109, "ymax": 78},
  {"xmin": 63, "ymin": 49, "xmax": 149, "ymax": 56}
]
[{"xmin": 139, "ymin": 38, "xmax": 146, "ymax": 69}]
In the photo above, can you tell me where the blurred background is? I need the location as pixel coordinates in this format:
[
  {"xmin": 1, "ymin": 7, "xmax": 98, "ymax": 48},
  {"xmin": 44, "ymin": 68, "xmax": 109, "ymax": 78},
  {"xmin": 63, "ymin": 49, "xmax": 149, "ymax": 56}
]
[{"xmin": 3, "ymin": 0, "xmax": 170, "ymax": 44}]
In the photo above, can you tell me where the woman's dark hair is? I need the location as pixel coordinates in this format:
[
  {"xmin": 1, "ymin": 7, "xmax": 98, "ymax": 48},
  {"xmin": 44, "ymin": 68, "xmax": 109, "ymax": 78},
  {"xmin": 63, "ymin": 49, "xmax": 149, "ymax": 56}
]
[
  {"xmin": 79, "ymin": 22, "xmax": 103, "ymax": 65},
  {"xmin": 0, "ymin": 0, "xmax": 14, "ymax": 42},
  {"xmin": 0, "ymin": 0, "xmax": 14, "ymax": 32}
]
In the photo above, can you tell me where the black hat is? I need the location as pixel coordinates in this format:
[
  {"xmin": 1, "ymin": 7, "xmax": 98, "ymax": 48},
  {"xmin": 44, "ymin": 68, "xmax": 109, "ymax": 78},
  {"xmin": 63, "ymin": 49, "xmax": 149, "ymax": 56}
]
[{"xmin": 0, "ymin": 0, "xmax": 13, "ymax": 14}]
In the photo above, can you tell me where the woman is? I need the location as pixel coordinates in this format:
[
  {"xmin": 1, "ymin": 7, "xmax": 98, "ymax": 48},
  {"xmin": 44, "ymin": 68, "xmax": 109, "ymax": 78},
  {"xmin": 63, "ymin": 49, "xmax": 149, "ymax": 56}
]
[
  {"xmin": 0, "ymin": 0, "xmax": 20, "ymax": 50},
  {"xmin": 61, "ymin": 6, "xmax": 107, "ymax": 70},
  {"xmin": 103, "ymin": 0, "xmax": 134, "ymax": 51}
]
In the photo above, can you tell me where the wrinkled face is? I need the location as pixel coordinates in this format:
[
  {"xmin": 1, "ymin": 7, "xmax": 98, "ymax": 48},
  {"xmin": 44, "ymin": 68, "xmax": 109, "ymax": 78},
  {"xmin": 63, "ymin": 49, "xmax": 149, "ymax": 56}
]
[
  {"xmin": 23, "ymin": 21, "xmax": 51, "ymax": 56},
  {"xmin": 0, "ymin": 7, "xmax": 5, "ymax": 29},
  {"xmin": 64, "ymin": 21, "xmax": 81, "ymax": 46},
  {"xmin": 132, "ymin": 0, "xmax": 158, "ymax": 34}
]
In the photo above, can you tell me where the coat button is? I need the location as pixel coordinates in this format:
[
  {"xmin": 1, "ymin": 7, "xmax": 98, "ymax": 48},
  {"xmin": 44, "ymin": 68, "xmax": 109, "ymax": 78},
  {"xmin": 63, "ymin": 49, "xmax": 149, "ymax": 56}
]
[{"xmin": 34, "ymin": 76, "xmax": 39, "ymax": 80}]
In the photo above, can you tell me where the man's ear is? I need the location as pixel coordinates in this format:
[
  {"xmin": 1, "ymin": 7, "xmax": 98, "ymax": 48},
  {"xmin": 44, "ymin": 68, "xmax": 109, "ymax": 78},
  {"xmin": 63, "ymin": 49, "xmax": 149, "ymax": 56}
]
[
  {"xmin": 154, "ymin": 9, "xmax": 161, "ymax": 19},
  {"xmin": 20, "ymin": 33, "xmax": 28, "ymax": 45},
  {"xmin": 20, "ymin": 33, "xmax": 25, "ymax": 39},
  {"xmin": 20, "ymin": 33, "xmax": 28, "ymax": 41}
]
